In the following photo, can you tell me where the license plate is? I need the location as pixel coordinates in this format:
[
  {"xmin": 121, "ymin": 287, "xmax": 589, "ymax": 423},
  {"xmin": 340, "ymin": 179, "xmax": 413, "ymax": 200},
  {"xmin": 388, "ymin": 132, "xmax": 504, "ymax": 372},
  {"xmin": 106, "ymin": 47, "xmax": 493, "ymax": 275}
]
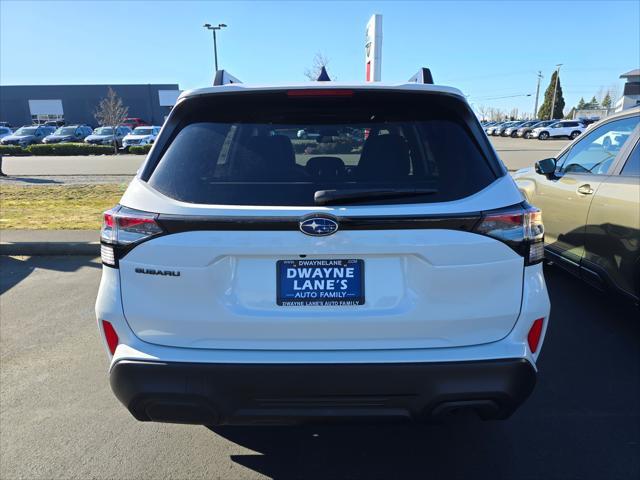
[{"xmin": 276, "ymin": 259, "xmax": 364, "ymax": 306}]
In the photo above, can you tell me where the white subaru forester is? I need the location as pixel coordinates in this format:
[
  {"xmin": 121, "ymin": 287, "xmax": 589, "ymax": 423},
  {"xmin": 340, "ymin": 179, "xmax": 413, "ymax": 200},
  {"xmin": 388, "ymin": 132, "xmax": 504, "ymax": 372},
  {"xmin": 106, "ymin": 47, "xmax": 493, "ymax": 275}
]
[{"xmin": 96, "ymin": 78, "xmax": 550, "ymax": 426}]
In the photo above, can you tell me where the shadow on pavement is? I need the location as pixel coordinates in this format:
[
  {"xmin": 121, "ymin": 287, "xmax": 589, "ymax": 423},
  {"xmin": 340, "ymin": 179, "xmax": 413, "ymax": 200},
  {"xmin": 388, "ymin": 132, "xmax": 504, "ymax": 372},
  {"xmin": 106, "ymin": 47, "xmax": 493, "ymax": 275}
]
[
  {"xmin": 0, "ymin": 176, "xmax": 62, "ymax": 184},
  {"xmin": 210, "ymin": 419, "xmax": 514, "ymax": 479},
  {"xmin": 0, "ymin": 255, "xmax": 100, "ymax": 294},
  {"xmin": 208, "ymin": 266, "xmax": 640, "ymax": 479}
]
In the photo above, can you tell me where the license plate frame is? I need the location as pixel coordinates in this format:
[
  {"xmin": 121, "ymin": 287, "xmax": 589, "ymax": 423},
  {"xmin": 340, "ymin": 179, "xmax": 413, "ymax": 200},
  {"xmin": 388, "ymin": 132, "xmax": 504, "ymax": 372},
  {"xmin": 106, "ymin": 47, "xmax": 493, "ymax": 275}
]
[{"xmin": 276, "ymin": 259, "xmax": 365, "ymax": 306}]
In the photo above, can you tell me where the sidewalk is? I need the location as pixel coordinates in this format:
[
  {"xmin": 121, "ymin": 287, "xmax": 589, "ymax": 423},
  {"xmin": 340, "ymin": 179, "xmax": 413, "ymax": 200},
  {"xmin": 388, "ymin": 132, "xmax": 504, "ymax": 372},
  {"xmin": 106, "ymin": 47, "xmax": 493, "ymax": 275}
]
[{"xmin": 0, "ymin": 230, "xmax": 99, "ymax": 255}]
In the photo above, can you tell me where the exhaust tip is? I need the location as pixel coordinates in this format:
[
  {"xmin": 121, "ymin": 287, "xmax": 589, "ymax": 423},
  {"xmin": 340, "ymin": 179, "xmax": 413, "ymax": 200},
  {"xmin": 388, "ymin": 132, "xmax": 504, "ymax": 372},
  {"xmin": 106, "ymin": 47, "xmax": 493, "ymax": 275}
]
[
  {"xmin": 134, "ymin": 397, "xmax": 219, "ymax": 425},
  {"xmin": 428, "ymin": 399, "xmax": 502, "ymax": 420}
]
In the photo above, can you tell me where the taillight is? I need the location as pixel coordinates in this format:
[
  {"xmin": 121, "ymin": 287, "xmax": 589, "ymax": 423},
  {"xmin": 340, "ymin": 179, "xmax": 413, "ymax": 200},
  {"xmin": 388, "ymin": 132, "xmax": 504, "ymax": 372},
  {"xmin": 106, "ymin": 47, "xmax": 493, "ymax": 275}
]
[
  {"xmin": 100, "ymin": 205, "xmax": 164, "ymax": 267},
  {"xmin": 101, "ymin": 320, "xmax": 119, "ymax": 355},
  {"xmin": 474, "ymin": 204, "xmax": 544, "ymax": 265}
]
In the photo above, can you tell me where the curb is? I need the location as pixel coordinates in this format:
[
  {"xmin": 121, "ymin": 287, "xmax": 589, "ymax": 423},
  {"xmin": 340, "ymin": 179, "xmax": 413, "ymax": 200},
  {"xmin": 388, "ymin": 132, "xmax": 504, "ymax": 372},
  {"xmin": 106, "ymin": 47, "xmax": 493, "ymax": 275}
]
[{"xmin": 0, "ymin": 242, "xmax": 100, "ymax": 256}]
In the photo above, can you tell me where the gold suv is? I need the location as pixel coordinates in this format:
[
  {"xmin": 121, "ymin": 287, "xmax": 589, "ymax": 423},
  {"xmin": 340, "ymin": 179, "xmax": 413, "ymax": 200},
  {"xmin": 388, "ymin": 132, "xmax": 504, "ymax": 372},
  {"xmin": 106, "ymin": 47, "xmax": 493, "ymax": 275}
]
[{"xmin": 514, "ymin": 108, "xmax": 639, "ymax": 303}]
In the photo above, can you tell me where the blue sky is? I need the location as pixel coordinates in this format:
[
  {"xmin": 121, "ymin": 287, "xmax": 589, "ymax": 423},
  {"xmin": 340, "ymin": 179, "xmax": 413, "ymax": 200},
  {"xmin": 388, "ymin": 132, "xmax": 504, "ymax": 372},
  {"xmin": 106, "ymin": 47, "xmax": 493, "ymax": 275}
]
[{"xmin": 1, "ymin": 0, "xmax": 638, "ymax": 115}]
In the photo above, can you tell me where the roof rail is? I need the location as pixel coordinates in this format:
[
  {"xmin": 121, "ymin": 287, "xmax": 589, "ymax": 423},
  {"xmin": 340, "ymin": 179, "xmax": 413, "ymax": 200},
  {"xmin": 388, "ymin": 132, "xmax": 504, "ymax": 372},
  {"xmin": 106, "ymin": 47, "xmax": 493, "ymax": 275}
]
[
  {"xmin": 408, "ymin": 68, "xmax": 434, "ymax": 85},
  {"xmin": 213, "ymin": 70, "xmax": 242, "ymax": 86}
]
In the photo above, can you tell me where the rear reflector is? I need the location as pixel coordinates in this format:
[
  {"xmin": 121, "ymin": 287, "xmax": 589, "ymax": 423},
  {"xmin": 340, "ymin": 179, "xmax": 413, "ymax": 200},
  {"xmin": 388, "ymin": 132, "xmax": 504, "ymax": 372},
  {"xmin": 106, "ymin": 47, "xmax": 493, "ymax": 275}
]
[
  {"xmin": 102, "ymin": 320, "xmax": 119, "ymax": 355},
  {"xmin": 527, "ymin": 318, "xmax": 544, "ymax": 353},
  {"xmin": 287, "ymin": 89, "xmax": 353, "ymax": 97}
]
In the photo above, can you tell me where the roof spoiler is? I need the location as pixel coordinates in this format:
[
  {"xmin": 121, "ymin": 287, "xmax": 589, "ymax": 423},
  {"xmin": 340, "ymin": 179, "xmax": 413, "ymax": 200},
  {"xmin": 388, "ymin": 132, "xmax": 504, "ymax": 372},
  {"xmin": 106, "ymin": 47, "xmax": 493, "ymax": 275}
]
[
  {"xmin": 408, "ymin": 68, "xmax": 434, "ymax": 85},
  {"xmin": 213, "ymin": 70, "xmax": 242, "ymax": 86}
]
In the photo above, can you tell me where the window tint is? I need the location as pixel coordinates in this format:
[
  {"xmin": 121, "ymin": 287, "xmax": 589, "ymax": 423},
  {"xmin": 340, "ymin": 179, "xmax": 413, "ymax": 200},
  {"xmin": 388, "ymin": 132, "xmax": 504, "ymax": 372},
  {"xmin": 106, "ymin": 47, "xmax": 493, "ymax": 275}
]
[
  {"xmin": 146, "ymin": 92, "xmax": 498, "ymax": 206},
  {"xmin": 556, "ymin": 115, "xmax": 639, "ymax": 175},
  {"xmin": 621, "ymin": 142, "xmax": 639, "ymax": 176}
]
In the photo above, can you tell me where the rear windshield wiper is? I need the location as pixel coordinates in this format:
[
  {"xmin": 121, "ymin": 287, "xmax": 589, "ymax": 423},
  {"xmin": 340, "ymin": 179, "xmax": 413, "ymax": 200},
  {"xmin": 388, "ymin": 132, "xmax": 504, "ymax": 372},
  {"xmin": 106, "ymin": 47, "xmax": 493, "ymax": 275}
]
[{"xmin": 314, "ymin": 188, "xmax": 438, "ymax": 206}]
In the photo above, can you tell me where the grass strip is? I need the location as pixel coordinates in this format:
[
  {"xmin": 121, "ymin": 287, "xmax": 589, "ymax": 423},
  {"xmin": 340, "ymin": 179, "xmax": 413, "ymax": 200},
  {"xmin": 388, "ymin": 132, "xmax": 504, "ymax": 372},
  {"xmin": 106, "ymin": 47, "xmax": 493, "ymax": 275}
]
[{"xmin": 0, "ymin": 184, "xmax": 127, "ymax": 229}]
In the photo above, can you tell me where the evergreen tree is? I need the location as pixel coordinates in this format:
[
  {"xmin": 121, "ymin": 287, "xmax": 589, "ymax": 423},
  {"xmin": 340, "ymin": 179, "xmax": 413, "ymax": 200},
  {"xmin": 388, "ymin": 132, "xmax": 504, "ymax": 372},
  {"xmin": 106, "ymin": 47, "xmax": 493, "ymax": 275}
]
[
  {"xmin": 537, "ymin": 71, "xmax": 565, "ymax": 120},
  {"xmin": 565, "ymin": 107, "xmax": 576, "ymax": 119},
  {"xmin": 577, "ymin": 97, "xmax": 586, "ymax": 110},
  {"xmin": 602, "ymin": 92, "xmax": 612, "ymax": 108}
]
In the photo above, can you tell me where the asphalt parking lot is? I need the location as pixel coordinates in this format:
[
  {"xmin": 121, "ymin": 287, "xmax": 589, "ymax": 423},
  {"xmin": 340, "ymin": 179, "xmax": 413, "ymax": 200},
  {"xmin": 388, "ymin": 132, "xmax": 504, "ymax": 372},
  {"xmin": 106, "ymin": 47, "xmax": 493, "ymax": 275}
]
[{"xmin": 0, "ymin": 256, "xmax": 638, "ymax": 480}]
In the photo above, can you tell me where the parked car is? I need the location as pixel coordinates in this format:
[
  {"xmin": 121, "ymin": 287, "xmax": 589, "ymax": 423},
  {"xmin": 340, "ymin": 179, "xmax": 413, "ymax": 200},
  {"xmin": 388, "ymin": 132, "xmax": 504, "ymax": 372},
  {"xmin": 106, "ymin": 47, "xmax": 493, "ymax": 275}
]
[
  {"xmin": 296, "ymin": 129, "xmax": 321, "ymax": 139},
  {"xmin": 481, "ymin": 121, "xmax": 497, "ymax": 132},
  {"xmin": 96, "ymin": 80, "xmax": 550, "ymax": 427},
  {"xmin": 122, "ymin": 118, "xmax": 149, "ymax": 130},
  {"xmin": 505, "ymin": 120, "xmax": 538, "ymax": 138},
  {"xmin": 577, "ymin": 117, "xmax": 600, "ymax": 127},
  {"xmin": 0, "ymin": 125, "xmax": 55, "ymax": 147},
  {"xmin": 43, "ymin": 125, "xmax": 93, "ymax": 144},
  {"xmin": 502, "ymin": 121, "xmax": 529, "ymax": 137},
  {"xmin": 517, "ymin": 120, "xmax": 555, "ymax": 139},
  {"xmin": 514, "ymin": 107, "xmax": 639, "ymax": 302},
  {"xmin": 493, "ymin": 121, "xmax": 520, "ymax": 136},
  {"xmin": 85, "ymin": 126, "xmax": 131, "ymax": 147},
  {"xmin": 530, "ymin": 120, "xmax": 585, "ymax": 140},
  {"xmin": 0, "ymin": 126, "xmax": 13, "ymax": 140},
  {"xmin": 0, "ymin": 122, "xmax": 13, "ymax": 129},
  {"xmin": 485, "ymin": 121, "xmax": 506, "ymax": 135},
  {"xmin": 122, "ymin": 126, "xmax": 161, "ymax": 149},
  {"xmin": 43, "ymin": 120, "xmax": 66, "ymax": 127}
]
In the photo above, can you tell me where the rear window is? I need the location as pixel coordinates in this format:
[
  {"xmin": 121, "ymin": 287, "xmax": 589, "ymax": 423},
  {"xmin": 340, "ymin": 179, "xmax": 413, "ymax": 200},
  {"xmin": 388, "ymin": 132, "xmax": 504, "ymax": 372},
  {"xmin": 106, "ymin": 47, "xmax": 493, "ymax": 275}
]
[{"xmin": 145, "ymin": 91, "xmax": 499, "ymax": 206}]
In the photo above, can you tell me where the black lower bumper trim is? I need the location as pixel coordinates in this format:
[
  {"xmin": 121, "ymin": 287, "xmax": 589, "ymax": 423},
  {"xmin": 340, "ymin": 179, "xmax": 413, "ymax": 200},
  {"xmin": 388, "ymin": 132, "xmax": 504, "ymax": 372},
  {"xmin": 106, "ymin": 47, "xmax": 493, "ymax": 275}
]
[{"xmin": 110, "ymin": 359, "xmax": 536, "ymax": 425}]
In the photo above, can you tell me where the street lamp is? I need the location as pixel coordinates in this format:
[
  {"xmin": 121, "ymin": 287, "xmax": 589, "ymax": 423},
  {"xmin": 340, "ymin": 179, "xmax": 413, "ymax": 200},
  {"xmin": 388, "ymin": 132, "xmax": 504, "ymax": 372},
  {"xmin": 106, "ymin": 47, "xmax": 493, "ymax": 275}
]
[
  {"xmin": 549, "ymin": 64, "xmax": 563, "ymax": 120},
  {"xmin": 203, "ymin": 23, "xmax": 227, "ymax": 72}
]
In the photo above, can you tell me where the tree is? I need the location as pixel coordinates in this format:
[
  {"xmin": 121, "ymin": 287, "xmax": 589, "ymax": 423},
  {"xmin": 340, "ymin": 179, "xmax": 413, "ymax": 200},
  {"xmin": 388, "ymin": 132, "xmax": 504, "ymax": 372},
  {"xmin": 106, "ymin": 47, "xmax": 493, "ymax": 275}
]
[
  {"xmin": 608, "ymin": 83, "xmax": 620, "ymax": 105},
  {"xmin": 602, "ymin": 91, "xmax": 612, "ymax": 109},
  {"xmin": 477, "ymin": 104, "xmax": 491, "ymax": 121},
  {"xmin": 537, "ymin": 70, "xmax": 565, "ymax": 120},
  {"xmin": 577, "ymin": 97, "xmax": 586, "ymax": 110},
  {"xmin": 490, "ymin": 108, "xmax": 506, "ymax": 121},
  {"xmin": 94, "ymin": 87, "xmax": 128, "ymax": 153},
  {"xmin": 304, "ymin": 52, "xmax": 334, "ymax": 81},
  {"xmin": 584, "ymin": 96, "xmax": 599, "ymax": 109},
  {"xmin": 564, "ymin": 107, "xmax": 576, "ymax": 119}
]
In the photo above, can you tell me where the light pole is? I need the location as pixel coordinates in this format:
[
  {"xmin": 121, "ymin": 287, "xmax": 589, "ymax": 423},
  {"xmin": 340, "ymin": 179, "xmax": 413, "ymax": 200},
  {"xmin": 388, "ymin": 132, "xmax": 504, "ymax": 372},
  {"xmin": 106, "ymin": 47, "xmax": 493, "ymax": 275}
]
[
  {"xmin": 203, "ymin": 23, "xmax": 227, "ymax": 72},
  {"xmin": 533, "ymin": 71, "xmax": 543, "ymax": 118},
  {"xmin": 549, "ymin": 64, "xmax": 562, "ymax": 120}
]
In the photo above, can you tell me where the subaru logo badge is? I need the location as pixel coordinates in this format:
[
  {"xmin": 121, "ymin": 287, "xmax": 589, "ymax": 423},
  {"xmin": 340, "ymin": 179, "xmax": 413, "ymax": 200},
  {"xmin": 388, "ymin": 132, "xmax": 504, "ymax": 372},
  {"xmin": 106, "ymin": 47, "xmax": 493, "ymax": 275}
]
[{"xmin": 299, "ymin": 216, "xmax": 339, "ymax": 236}]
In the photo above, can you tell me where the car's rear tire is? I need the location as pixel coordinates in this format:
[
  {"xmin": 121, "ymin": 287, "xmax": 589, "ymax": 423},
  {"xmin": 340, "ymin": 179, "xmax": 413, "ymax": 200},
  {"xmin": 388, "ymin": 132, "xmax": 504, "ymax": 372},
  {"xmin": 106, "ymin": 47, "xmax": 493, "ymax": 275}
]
[
  {"xmin": 538, "ymin": 131, "xmax": 549, "ymax": 140},
  {"xmin": 570, "ymin": 131, "xmax": 581, "ymax": 140},
  {"xmin": 510, "ymin": 131, "xmax": 518, "ymax": 138},
  {"xmin": 524, "ymin": 131, "xmax": 532, "ymax": 139}
]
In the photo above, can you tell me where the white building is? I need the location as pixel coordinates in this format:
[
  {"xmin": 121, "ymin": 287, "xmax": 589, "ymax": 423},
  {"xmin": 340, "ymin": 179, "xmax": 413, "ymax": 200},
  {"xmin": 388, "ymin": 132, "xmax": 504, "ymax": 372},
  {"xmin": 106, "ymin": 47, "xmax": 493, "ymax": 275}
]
[{"xmin": 615, "ymin": 69, "xmax": 640, "ymax": 112}]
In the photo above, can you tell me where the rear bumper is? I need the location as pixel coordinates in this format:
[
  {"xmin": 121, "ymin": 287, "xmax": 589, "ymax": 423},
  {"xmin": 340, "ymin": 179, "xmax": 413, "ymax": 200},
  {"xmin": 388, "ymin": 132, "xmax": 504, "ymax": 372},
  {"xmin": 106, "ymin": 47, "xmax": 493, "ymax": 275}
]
[{"xmin": 110, "ymin": 358, "xmax": 536, "ymax": 425}]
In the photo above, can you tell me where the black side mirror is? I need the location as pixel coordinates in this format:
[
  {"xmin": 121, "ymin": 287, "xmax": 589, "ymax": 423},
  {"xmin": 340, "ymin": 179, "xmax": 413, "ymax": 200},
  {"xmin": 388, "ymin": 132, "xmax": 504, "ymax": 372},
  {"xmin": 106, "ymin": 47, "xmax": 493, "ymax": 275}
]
[{"xmin": 535, "ymin": 158, "xmax": 557, "ymax": 178}]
